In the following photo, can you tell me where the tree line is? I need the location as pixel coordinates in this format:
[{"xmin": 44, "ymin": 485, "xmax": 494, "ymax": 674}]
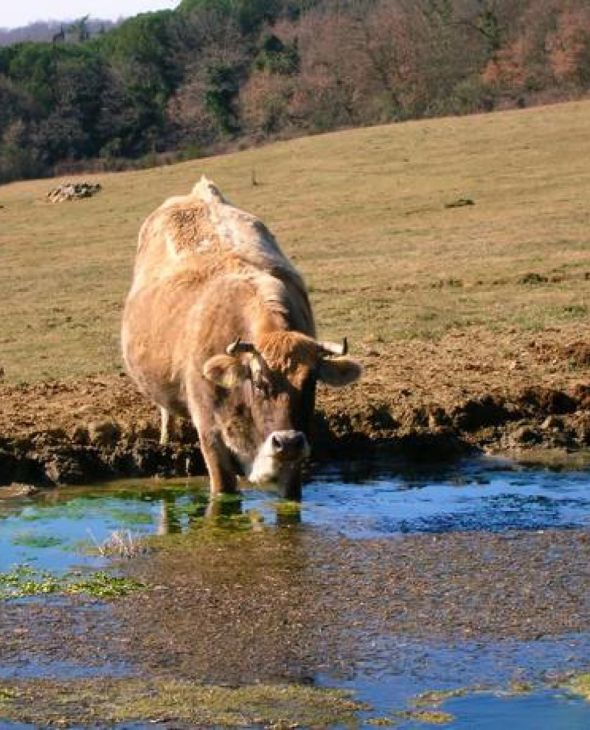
[{"xmin": 0, "ymin": 0, "xmax": 589, "ymax": 184}]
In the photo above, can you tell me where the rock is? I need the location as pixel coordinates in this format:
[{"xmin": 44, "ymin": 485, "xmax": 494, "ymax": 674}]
[
  {"xmin": 0, "ymin": 482, "xmax": 39, "ymax": 499},
  {"xmin": 444, "ymin": 198, "xmax": 474, "ymax": 209},
  {"xmin": 87, "ymin": 420, "xmax": 121, "ymax": 447},
  {"xmin": 511, "ymin": 425, "xmax": 541, "ymax": 445},
  {"xmin": 541, "ymin": 415, "xmax": 563, "ymax": 431},
  {"xmin": 0, "ymin": 449, "xmax": 44, "ymax": 486},
  {"xmin": 44, "ymin": 454, "xmax": 86, "ymax": 484},
  {"xmin": 46, "ymin": 181, "xmax": 102, "ymax": 203},
  {"xmin": 70, "ymin": 425, "xmax": 90, "ymax": 445},
  {"xmin": 517, "ymin": 387, "xmax": 577, "ymax": 416}
]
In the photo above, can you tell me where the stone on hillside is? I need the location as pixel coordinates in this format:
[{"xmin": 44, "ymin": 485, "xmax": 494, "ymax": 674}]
[{"xmin": 47, "ymin": 181, "xmax": 102, "ymax": 203}]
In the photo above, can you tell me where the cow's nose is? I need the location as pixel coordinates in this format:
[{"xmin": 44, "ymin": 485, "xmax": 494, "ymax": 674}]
[{"xmin": 270, "ymin": 430, "xmax": 308, "ymax": 459}]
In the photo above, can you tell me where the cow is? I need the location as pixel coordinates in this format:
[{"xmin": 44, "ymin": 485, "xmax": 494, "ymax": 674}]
[{"xmin": 122, "ymin": 176, "xmax": 361, "ymax": 500}]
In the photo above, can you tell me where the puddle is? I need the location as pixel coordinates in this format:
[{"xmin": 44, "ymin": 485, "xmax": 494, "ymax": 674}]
[
  {"xmin": 0, "ymin": 482, "xmax": 209, "ymax": 572},
  {"xmin": 1, "ymin": 455, "xmax": 590, "ymax": 727},
  {"xmin": 436, "ymin": 690, "xmax": 590, "ymax": 730},
  {"xmin": 323, "ymin": 634, "xmax": 590, "ymax": 727},
  {"xmin": 294, "ymin": 456, "xmax": 590, "ymax": 536}
]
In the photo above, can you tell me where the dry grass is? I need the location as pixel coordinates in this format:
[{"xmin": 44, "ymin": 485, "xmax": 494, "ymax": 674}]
[
  {"xmin": 1, "ymin": 100, "xmax": 590, "ymax": 383},
  {"xmin": 87, "ymin": 529, "xmax": 148, "ymax": 559}
]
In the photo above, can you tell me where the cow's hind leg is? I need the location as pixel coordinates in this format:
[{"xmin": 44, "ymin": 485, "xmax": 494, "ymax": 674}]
[{"xmin": 159, "ymin": 406, "xmax": 174, "ymax": 445}]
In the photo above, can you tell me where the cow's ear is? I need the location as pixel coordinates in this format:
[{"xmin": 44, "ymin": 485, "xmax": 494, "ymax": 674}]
[
  {"xmin": 203, "ymin": 354, "xmax": 245, "ymax": 389},
  {"xmin": 317, "ymin": 358, "xmax": 362, "ymax": 387}
]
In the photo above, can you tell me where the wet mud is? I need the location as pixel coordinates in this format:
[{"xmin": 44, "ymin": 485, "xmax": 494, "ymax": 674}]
[{"xmin": 1, "ymin": 368, "xmax": 590, "ymax": 487}]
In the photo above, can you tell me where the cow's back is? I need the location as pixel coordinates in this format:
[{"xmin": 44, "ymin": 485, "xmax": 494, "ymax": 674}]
[
  {"xmin": 130, "ymin": 177, "xmax": 300, "ymax": 293},
  {"xmin": 122, "ymin": 177, "xmax": 313, "ymax": 414}
]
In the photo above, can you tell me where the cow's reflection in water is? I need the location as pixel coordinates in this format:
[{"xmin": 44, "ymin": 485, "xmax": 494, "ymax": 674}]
[
  {"xmin": 117, "ymin": 504, "xmax": 330, "ymax": 687},
  {"xmin": 154, "ymin": 487, "xmax": 302, "ymax": 535}
]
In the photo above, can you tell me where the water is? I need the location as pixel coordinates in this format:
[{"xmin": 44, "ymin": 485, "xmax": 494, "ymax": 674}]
[
  {"xmin": 1, "ymin": 455, "xmax": 590, "ymax": 728},
  {"xmin": 2, "ymin": 456, "xmax": 590, "ymax": 571},
  {"xmin": 284, "ymin": 456, "xmax": 590, "ymax": 536},
  {"xmin": 437, "ymin": 691, "xmax": 590, "ymax": 730},
  {"xmin": 0, "ymin": 484, "xmax": 208, "ymax": 571}
]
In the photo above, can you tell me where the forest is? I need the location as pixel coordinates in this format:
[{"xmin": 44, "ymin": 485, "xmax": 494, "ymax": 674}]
[{"xmin": 0, "ymin": 0, "xmax": 589, "ymax": 184}]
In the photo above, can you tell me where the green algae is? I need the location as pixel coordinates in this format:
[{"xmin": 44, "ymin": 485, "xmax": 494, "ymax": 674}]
[
  {"xmin": 11, "ymin": 532, "xmax": 66, "ymax": 549},
  {"xmin": 106, "ymin": 508, "xmax": 154, "ymax": 525},
  {"xmin": 0, "ymin": 678, "xmax": 369, "ymax": 727},
  {"xmin": 0, "ymin": 565, "xmax": 145, "ymax": 600}
]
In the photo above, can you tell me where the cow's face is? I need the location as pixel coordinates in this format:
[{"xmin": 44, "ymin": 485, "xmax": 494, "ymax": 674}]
[{"xmin": 203, "ymin": 331, "xmax": 361, "ymax": 499}]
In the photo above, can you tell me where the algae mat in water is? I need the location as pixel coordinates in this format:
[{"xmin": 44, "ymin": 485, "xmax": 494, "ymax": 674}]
[
  {"xmin": 0, "ymin": 677, "xmax": 368, "ymax": 727},
  {"xmin": 0, "ymin": 565, "xmax": 145, "ymax": 600}
]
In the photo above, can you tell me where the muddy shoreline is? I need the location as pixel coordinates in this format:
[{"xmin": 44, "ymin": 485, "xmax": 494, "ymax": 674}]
[{"xmin": 1, "ymin": 368, "xmax": 590, "ymax": 488}]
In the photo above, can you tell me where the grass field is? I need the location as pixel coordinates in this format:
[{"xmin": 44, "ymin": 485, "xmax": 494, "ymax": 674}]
[{"xmin": 1, "ymin": 100, "xmax": 590, "ymax": 384}]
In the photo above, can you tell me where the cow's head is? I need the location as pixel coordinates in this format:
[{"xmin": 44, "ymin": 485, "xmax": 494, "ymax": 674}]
[{"xmin": 203, "ymin": 331, "xmax": 361, "ymax": 499}]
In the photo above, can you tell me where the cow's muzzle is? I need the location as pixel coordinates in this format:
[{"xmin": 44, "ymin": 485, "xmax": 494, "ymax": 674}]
[
  {"xmin": 270, "ymin": 430, "xmax": 309, "ymax": 461},
  {"xmin": 247, "ymin": 430, "xmax": 310, "ymax": 496}
]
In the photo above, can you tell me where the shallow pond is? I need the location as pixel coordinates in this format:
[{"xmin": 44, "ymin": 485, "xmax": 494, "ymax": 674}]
[{"xmin": 1, "ymin": 455, "xmax": 590, "ymax": 728}]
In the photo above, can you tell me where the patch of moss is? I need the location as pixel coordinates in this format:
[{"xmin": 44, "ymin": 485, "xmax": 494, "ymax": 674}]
[
  {"xmin": 568, "ymin": 673, "xmax": 590, "ymax": 701},
  {"xmin": 397, "ymin": 709, "xmax": 455, "ymax": 725},
  {"xmin": 0, "ymin": 678, "xmax": 369, "ymax": 727},
  {"xmin": 11, "ymin": 533, "xmax": 66, "ymax": 548},
  {"xmin": 0, "ymin": 565, "xmax": 145, "ymax": 600},
  {"xmin": 366, "ymin": 716, "xmax": 398, "ymax": 726},
  {"xmin": 508, "ymin": 680, "xmax": 533, "ymax": 695}
]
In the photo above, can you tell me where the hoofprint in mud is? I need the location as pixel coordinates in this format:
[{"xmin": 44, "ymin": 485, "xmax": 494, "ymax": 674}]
[{"xmin": 121, "ymin": 177, "xmax": 361, "ymax": 498}]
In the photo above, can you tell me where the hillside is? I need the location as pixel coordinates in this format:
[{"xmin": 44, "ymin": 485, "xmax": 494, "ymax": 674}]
[
  {"xmin": 1, "ymin": 0, "xmax": 589, "ymax": 185},
  {"xmin": 1, "ymin": 99, "xmax": 590, "ymax": 483}
]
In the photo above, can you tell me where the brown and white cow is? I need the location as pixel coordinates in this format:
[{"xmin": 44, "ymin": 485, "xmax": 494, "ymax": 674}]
[{"xmin": 122, "ymin": 176, "xmax": 361, "ymax": 499}]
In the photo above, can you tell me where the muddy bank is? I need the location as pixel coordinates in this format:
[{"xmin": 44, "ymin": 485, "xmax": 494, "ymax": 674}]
[
  {"xmin": 1, "ymin": 328, "xmax": 590, "ymax": 486},
  {"xmin": 1, "ymin": 376, "xmax": 590, "ymax": 488}
]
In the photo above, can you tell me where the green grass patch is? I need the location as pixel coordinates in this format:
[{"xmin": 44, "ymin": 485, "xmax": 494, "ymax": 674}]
[{"xmin": 2, "ymin": 100, "xmax": 590, "ymax": 382}]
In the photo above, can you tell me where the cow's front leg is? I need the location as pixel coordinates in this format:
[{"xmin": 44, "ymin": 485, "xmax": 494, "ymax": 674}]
[
  {"xmin": 199, "ymin": 429, "xmax": 238, "ymax": 496},
  {"xmin": 186, "ymin": 378, "xmax": 237, "ymax": 496}
]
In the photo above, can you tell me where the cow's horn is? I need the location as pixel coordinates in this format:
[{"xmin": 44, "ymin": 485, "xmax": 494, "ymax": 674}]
[
  {"xmin": 226, "ymin": 338, "xmax": 257, "ymax": 356},
  {"xmin": 318, "ymin": 338, "xmax": 348, "ymax": 356}
]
